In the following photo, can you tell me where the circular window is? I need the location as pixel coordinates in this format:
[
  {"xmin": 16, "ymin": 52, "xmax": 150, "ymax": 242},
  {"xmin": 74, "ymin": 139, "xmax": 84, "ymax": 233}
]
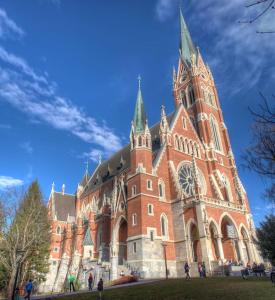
[{"xmin": 178, "ymin": 162, "xmax": 206, "ymax": 196}]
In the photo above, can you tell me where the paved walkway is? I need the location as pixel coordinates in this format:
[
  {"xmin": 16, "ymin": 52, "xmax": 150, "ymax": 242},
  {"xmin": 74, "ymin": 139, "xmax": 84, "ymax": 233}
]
[{"xmin": 31, "ymin": 279, "xmax": 160, "ymax": 300}]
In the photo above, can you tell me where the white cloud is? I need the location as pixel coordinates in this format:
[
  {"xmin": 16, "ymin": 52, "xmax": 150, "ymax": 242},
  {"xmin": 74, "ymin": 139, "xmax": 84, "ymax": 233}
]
[
  {"xmin": 20, "ymin": 142, "xmax": 33, "ymax": 154},
  {"xmin": 0, "ymin": 8, "xmax": 122, "ymax": 159},
  {"xmin": 82, "ymin": 149, "xmax": 103, "ymax": 163},
  {"xmin": 0, "ymin": 176, "xmax": 24, "ymax": 190},
  {"xmin": 0, "ymin": 8, "xmax": 24, "ymax": 39},
  {"xmin": 155, "ymin": 0, "xmax": 178, "ymax": 22},
  {"xmin": 0, "ymin": 123, "xmax": 11, "ymax": 129},
  {"xmin": 187, "ymin": 0, "xmax": 275, "ymax": 93}
]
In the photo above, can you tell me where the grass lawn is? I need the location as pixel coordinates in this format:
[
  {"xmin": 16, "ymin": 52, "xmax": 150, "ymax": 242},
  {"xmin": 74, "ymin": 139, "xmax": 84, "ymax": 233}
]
[{"xmin": 57, "ymin": 277, "xmax": 274, "ymax": 300}]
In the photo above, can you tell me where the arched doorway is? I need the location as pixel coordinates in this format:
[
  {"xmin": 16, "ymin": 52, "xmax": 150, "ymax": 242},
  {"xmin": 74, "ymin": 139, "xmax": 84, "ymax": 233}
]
[
  {"xmin": 190, "ymin": 223, "xmax": 202, "ymax": 262},
  {"xmin": 209, "ymin": 222, "xmax": 220, "ymax": 260},
  {"xmin": 221, "ymin": 216, "xmax": 240, "ymax": 262},
  {"xmin": 118, "ymin": 218, "xmax": 127, "ymax": 265},
  {"xmin": 241, "ymin": 227, "xmax": 250, "ymax": 264}
]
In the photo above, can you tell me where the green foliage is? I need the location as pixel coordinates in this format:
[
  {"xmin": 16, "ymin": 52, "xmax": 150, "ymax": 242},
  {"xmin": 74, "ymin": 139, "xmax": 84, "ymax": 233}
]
[
  {"xmin": 0, "ymin": 264, "xmax": 7, "ymax": 290},
  {"xmin": 256, "ymin": 214, "xmax": 275, "ymax": 266},
  {"xmin": 0, "ymin": 180, "xmax": 51, "ymax": 295}
]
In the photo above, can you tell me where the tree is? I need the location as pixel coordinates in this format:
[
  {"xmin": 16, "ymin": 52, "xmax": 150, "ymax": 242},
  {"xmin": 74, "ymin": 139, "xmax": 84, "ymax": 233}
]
[
  {"xmin": 0, "ymin": 181, "xmax": 51, "ymax": 297},
  {"xmin": 256, "ymin": 214, "xmax": 275, "ymax": 265},
  {"xmin": 243, "ymin": 94, "xmax": 275, "ymax": 203},
  {"xmin": 239, "ymin": 0, "xmax": 275, "ymax": 33}
]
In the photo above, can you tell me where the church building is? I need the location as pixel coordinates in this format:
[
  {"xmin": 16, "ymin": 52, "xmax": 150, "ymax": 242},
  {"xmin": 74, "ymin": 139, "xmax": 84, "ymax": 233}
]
[{"xmin": 42, "ymin": 10, "xmax": 261, "ymax": 292}]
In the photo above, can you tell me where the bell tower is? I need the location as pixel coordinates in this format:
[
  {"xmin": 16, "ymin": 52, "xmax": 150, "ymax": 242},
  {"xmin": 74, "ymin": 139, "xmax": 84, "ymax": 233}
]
[
  {"xmin": 173, "ymin": 9, "xmax": 232, "ymax": 157},
  {"xmin": 130, "ymin": 77, "xmax": 152, "ymax": 174}
]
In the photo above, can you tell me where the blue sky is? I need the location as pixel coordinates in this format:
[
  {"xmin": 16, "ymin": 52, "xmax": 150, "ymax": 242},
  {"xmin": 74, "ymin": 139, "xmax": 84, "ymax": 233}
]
[{"xmin": 0, "ymin": 0, "xmax": 274, "ymax": 225}]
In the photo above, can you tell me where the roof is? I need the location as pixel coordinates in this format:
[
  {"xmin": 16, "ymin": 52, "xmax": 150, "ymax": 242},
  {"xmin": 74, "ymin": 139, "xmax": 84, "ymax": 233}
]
[
  {"xmin": 179, "ymin": 9, "xmax": 196, "ymax": 66},
  {"xmin": 82, "ymin": 112, "xmax": 175, "ymax": 196},
  {"xmin": 53, "ymin": 192, "xmax": 76, "ymax": 221},
  {"xmin": 133, "ymin": 85, "xmax": 146, "ymax": 133},
  {"xmin": 83, "ymin": 228, "xmax": 94, "ymax": 246}
]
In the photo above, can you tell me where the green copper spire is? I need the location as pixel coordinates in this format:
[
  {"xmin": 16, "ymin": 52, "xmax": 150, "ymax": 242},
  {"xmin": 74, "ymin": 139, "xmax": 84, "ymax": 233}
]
[
  {"xmin": 179, "ymin": 8, "xmax": 196, "ymax": 66},
  {"xmin": 83, "ymin": 228, "xmax": 93, "ymax": 246},
  {"xmin": 133, "ymin": 76, "xmax": 147, "ymax": 133}
]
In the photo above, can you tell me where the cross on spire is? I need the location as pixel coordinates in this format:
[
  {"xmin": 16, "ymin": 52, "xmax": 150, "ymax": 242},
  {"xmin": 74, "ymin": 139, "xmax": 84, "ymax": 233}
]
[{"xmin": 138, "ymin": 75, "xmax": 141, "ymax": 90}]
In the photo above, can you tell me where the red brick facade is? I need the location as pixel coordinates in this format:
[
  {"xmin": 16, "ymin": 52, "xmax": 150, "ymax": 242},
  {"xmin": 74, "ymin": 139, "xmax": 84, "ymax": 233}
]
[{"xmin": 42, "ymin": 11, "xmax": 261, "ymax": 293}]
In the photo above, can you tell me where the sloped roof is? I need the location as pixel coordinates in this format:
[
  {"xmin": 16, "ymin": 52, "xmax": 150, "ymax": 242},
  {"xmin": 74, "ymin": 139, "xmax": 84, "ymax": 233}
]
[
  {"xmin": 53, "ymin": 192, "xmax": 76, "ymax": 221},
  {"xmin": 83, "ymin": 228, "xmax": 94, "ymax": 246},
  {"xmin": 82, "ymin": 112, "xmax": 174, "ymax": 196}
]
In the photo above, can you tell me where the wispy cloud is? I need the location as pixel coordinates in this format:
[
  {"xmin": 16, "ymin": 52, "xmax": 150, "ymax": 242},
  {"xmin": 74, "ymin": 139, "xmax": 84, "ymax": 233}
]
[
  {"xmin": 82, "ymin": 148, "xmax": 103, "ymax": 164},
  {"xmin": 20, "ymin": 142, "xmax": 33, "ymax": 154},
  {"xmin": 155, "ymin": 0, "xmax": 178, "ymax": 22},
  {"xmin": 187, "ymin": 0, "xmax": 275, "ymax": 94},
  {"xmin": 0, "ymin": 8, "xmax": 122, "ymax": 160},
  {"xmin": 0, "ymin": 123, "xmax": 11, "ymax": 129},
  {"xmin": 0, "ymin": 8, "xmax": 24, "ymax": 39},
  {"xmin": 0, "ymin": 176, "xmax": 24, "ymax": 190},
  {"xmin": 155, "ymin": 1, "xmax": 275, "ymax": 94}
]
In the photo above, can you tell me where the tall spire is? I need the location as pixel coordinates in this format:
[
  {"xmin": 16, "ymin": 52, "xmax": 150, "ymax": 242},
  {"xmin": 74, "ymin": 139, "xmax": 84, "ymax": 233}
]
[
  {"xmin": 133, "ymin": 75, "xmax": 147, "ymax": 133},
  {"xmin": 179, "ymin": 8, "xmax": 196, "ymax": 66}
]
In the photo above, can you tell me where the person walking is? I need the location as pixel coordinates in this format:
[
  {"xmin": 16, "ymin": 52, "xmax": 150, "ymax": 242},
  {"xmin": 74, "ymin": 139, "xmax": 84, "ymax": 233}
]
[
  {"xmin": 184, "ymin": 262, "xmax": 191, "ymax": 280},
  {"xmin": 202, "ymin": 262, "xmax": 207, "ymax": 278},
  {"xmin": 97, "ymin": 278, "xmax": 103, "ymax": 300},
  {"xmin": 24, "ymin": 279, "xmax": 33, "ymax": 300},
  {"xmin": 88, "ymin": 273, "xmax": 93, "ymax": 291},
  {"xmin": 198, "ymin": 263, "xmax": 203, "ymax": 278},
  {"xmin": 68, "ymin": 273, "xmax": 76, "ymax": 292}
]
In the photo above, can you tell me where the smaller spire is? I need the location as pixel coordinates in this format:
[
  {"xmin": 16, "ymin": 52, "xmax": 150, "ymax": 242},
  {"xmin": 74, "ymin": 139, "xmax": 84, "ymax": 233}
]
[
  {"xmin": 85, "ymin": 160, "xmax": 89, "ymax": 175},
  {"xmin": 62, "ymin": 183, "xmax": 65, "ymax": 195},
  {"xmin": 51, "ymin": 182, "xmax": 55, "ymax": 193},
  {"xmin": 161, "ymin": 105, "xmax": 166, "ymax": 118},
  {"xmin": 133, "ymin": 75, "xmax": 147, "ymax": 133},
  {"xmin": 98, "ymin": 154, "xmax": 102, "ymax": 165},
  {"xmin": 173, "ymin": 66, "xmax": 177, "ymax": 82}
]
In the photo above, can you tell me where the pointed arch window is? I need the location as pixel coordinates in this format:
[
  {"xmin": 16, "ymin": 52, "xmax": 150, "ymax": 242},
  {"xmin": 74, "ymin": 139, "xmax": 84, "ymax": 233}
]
[
  {"xmin": 175, "ymin": 135, "xmax": 180, "ymax": 150},
  {"xmin": 181, "ymin": 90, "xmax": 188, "ymax": 108},
  {"xmin": 158, "ymin": 180, "xmax": 165, "ymax": 199},
  {"xmin": 138, "ymin": 136, "xmax": 142, "ymax": 147},
  {"xmin": 56, "ymin": 226, "xmax": 61, "ymax": 234},
  {"xmin": 189, "ymin": 86, "xmax": 195, "ymax": 105},
  {"xmin": 160, "ymin": 214, "xmax": 168, "ymax": 239},
  {"xmin": 209, "ymin": 93, "xmax": 215, "ymax": 106},
  {"xmin": 210, "ymin": 116, "xmax": 222, "ymax": 151}
]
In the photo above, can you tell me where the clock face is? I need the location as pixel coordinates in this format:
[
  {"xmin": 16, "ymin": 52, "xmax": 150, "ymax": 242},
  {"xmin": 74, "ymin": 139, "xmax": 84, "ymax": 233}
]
[{"xmin": 178, "ymin": 164, "xmax": 195, "ymax": 197}]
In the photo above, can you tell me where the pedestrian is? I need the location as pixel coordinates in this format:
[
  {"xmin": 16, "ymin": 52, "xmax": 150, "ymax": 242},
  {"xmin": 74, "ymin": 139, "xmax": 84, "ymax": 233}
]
[
  {"xmin": 88, "ymin": 272, "xmax": 93, "ymax": 291},
  {"xmin": 270, "ymin": 267, "xmax": 275, "ymax": 286},
  {"xmin": 14, "ymin": 287, "xmax": 20, "ymax": 300},
  {"xmin": 202, "ymin": 262, "xmax": 207, "ymax": 278},
  {"xmin": 184, "ymin": 262, "xmax": 191, "ymax": 280},
  {"xmin": 97, "ymin": 278, "xmax": 103, "ymax": 300},
  {"xmin": 198, "ymin": 263, "xmax": 203, "ymax": 277},
  {"xmin": 24, "ymin": 279, "xmax": 33, "ymax": 300},
  {"xmin": 120, "ymin": 270, "xmax": 125, "ymax": 277},
  {"xmin": 68, "ymin": 273, "xmax": 76, "ymax": 292}
]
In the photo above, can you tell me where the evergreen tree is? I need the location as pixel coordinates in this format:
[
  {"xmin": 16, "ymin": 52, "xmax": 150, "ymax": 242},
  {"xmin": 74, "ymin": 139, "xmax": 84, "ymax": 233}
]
[
  {"xmin": 0, "ymin": 181, "xmax": 50, "ymax": 296},
  {"xmin": 256, "ymin": 214, "xmax": 275, "ymax": 266}
]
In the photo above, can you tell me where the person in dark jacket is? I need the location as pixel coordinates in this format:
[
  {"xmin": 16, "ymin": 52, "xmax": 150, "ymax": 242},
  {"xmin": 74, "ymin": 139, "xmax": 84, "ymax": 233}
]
[
  {"xmin": 184, "ymin": 262, "xmax": 191, "ymax": 280},
  {"xmin": 24, "ymin": 279, "xmax": 33, "ymax": 300},
  {"xmin": 97, "ymin": 278, "xmax": 103, "ymax": 300},
  {"xmin": 88, "ymin": 273, "xmax": 93, "ymax": 291},
  {"xmin": 202, "ymin": 262, "xmax": 207, "ymax": 278}
]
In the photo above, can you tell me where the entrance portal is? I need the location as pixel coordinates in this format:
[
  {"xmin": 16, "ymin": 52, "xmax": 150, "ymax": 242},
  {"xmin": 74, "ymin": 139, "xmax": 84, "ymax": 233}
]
[{"xmin": 118, "ymin": 218, "xmax": 127, "ymax": 265}]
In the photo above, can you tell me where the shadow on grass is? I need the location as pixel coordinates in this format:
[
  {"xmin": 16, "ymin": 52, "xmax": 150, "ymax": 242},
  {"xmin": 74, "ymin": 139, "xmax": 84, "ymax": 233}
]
[{"xmin": 57, "ymin": 277, "xmax": 274, "ymax": 300}]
